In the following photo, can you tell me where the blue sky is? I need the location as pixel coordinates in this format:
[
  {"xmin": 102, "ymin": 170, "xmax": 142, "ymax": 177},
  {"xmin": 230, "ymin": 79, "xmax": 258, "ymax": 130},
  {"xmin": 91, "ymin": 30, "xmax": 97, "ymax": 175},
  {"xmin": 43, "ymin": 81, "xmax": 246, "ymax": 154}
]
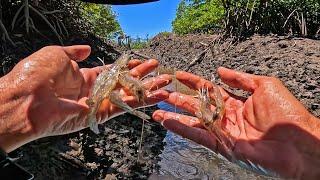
[{"xmin": 112, "ymin": 0, "xmax": 180, "ymax": 39}]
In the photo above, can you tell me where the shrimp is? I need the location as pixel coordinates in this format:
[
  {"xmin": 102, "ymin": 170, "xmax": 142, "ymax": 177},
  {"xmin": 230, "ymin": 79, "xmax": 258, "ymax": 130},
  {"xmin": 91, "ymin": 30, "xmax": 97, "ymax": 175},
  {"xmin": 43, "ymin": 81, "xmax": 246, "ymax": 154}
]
[
  {"xmin": 108, "ymin": 91, "xmax": 150, "ymax": 120},
  {"xmin": 154, "ymin": 66, "xmax": 198, "ymax": 96},
  {"xmin": 133, "ymin": 52, "xmax": 233, "ymax": 160},
  {"xmin": 118, "ymin": 72, "xmax": 145, "ymax": 103},
  {"xmin": 195, "ymin": 86, "xmax": 225, "ymax": 131},
  {"xmin": 117, "ymin": 59, "xmax": 150, "ymax": 162},
  {"xmin": 154, "ymin": 66, "xmax": 226, "ymax": 125},
  {"xmin": 196, "ymin": 83, "xmax": 235, "ymax": 160},
  {"xmin": 86, "ymin": 51, "xmax": 150, "ymax": 134}
]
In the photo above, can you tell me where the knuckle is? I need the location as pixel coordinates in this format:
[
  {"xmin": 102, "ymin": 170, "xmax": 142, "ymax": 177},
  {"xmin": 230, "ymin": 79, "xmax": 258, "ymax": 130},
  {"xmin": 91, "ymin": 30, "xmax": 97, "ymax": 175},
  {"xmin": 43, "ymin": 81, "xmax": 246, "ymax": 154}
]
[
  {"xmin": 40, "ymin": 45, "xmax": 63, "ymax": 52},
  {"xmin": 260, "ymin": 75, "xmax": 280, "ymax": 83},
  {"xmin": 267, "ymin": 76, "xmax": 282, "ymax": 84}
]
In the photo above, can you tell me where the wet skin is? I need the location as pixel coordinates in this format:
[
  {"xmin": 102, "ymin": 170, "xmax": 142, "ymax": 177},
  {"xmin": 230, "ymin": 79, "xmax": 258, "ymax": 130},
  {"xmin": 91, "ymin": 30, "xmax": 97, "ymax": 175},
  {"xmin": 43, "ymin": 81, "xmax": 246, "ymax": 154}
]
[
  {"xmin": 153, "ymin": 69, "xmax": 320, "ymax": 179},
  {"xmin": 0, "ymin": 45, "xmax": 171, "ymax": 153}
]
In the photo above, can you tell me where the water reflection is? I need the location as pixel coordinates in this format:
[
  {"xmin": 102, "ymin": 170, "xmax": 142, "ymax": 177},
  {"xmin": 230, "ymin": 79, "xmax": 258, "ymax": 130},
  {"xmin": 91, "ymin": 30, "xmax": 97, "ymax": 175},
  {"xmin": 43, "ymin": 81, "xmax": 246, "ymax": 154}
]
[{"xmin": 153, "ymin": 102, "xmax": 278, "ymax": 180}]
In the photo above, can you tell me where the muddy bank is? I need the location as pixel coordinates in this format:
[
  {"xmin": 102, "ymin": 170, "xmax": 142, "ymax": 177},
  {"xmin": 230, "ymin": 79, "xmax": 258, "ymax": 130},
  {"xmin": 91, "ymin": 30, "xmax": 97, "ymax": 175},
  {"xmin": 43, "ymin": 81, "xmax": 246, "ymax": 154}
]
[{"xmin": 140, "ymin": 33, "xmax": 320, "ymax": 117}]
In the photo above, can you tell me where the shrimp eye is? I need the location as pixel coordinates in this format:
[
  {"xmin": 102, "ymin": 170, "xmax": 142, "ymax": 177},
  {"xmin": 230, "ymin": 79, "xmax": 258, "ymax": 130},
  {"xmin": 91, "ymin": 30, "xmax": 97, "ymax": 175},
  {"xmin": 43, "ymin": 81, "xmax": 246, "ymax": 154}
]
[
  {"xmin": 137, "ymin": 89, "xmax": 144, "ymax": 96},
  {"xmin": 86, "ymin": 99, "xmax": 94, "ymax": 106},
  {"xmin": 204, "ymin": 121, "xmax": 211, "ymax": 127}
]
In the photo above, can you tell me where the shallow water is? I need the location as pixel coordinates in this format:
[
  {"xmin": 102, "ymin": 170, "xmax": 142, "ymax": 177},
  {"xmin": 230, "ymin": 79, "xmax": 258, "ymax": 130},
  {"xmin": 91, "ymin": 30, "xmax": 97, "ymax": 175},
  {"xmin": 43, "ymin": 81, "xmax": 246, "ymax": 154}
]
[{"xmin": 151, "ymin": 102, "xmax": 279, "ymax": 180}]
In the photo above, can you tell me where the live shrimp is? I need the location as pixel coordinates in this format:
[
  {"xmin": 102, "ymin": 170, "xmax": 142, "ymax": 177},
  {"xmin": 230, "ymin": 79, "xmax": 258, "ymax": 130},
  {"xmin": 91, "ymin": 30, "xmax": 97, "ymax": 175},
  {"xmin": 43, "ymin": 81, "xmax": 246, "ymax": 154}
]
[{"xmin": 86, "ymin": 51, "xmax": 150, "ymax": 134}]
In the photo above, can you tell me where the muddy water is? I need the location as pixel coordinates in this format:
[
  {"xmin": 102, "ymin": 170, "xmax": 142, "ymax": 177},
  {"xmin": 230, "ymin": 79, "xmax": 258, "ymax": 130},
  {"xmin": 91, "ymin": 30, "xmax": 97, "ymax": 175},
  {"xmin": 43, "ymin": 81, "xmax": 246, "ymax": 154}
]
[{"xmin": 152, "ymin": 102, "xmax": 279, "ymax": 180}]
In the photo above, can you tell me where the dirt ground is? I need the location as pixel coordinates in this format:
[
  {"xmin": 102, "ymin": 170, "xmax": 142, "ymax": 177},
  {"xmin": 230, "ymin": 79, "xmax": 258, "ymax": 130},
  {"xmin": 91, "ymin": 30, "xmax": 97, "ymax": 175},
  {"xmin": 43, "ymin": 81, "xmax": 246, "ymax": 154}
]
[
  {"xmin": 6, "ymin": 33, "xmax": 320, "ymax": 179},
  {"xmin": 14, "ymin": 109, "xmax": 166, "ymax": 180}
]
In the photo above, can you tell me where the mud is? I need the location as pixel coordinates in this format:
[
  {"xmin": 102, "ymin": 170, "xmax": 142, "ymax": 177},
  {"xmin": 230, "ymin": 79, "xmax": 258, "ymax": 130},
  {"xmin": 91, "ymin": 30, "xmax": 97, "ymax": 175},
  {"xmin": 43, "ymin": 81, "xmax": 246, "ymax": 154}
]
[{"xmin": 14, "ymin": 109, "xmax": 166, "ymax": 180}]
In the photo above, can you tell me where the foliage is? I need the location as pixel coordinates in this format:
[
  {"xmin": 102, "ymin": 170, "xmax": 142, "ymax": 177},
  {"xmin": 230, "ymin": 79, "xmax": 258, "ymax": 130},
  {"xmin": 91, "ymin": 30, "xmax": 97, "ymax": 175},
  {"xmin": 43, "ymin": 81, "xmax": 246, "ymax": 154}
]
[
  {"xmin": 80, "ymin": 3, "xmax": 122, "ymax": 38},
  {"xmin": 158, "ymin": 31, "xmax": 171, "ymax": 37},
  {"xmin": 130, "ymin": 41, "xmax": 149, "ymax": 49},
  {"xmin": 0, "ymin": 0, "xmax": 122, "ymax": 46},
  {"xmin": 0, "ymin": 0, "xmax": 68, "ymax": 45},
  {"xmin": 118, "ymin": 35, "xmax": 150, "ymax": 49},
  {"xmin": 223, "ymin": 0, "xmax": 320, "ymax": 37},
  {"xmin": 173, "ymin": 0, "xmax": 320, "ymax": 37},
  {"xmin": 172, "ymin": 0, "xmax": 225, "ymax": 35}
]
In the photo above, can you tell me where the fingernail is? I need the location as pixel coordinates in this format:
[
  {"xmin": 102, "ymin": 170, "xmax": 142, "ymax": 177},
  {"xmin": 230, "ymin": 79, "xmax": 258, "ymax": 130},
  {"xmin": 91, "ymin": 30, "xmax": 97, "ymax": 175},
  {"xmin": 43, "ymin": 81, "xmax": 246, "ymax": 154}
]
[
  {"xmin": 152, "ymin": 111, "xmax": 163, "ymax": 121},
  {"xmin": 153, "ymin": 114, "xmax": 162, "ymax": 121}
]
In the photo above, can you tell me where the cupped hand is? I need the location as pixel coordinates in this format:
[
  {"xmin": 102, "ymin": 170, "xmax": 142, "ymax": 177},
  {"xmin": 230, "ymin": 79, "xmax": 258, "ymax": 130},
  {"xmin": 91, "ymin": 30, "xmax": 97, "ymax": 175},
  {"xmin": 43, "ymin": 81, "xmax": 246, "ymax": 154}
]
[
  {"xmin": 153, "ymin": 68, "xmax": 320, "ymax": 179},
  {"xmin": 0, "ymin": 45, "xmax": 170, "ymax": 152}
]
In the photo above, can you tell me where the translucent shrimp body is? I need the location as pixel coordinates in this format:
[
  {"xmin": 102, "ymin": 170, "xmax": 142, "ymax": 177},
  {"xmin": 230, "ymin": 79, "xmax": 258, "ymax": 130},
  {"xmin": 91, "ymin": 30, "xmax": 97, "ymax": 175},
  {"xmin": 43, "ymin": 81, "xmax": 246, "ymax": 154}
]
[{"xmin": 86, "ymin": 52, "xmax": 150, "ymax": 134}]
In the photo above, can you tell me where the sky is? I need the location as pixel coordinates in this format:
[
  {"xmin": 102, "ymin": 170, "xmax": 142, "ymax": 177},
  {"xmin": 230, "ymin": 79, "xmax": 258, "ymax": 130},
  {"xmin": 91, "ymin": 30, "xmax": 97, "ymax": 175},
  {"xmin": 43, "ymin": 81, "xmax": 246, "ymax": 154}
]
[{"xmin": 112, "ymin": 0, "xmax": 180, "ymax": 39}]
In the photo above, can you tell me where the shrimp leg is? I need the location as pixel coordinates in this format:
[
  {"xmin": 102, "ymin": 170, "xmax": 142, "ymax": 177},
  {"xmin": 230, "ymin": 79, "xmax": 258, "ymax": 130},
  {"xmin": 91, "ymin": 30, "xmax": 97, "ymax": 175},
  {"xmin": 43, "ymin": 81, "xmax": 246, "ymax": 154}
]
[
  {"xmin": 118, "ymin": 73, "xmax": 145, "ymax": 103},
  {"xmin": 109, "ymin": 91, "xmax": 151, "ymax": 120}
]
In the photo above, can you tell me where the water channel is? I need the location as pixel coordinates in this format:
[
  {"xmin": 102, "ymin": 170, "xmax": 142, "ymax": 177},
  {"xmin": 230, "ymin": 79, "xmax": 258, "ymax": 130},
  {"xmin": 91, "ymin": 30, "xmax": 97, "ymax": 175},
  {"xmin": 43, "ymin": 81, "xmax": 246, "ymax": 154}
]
[{"xmin": 150, "ymin": 102, "xmax": 279, "ymax": 180}]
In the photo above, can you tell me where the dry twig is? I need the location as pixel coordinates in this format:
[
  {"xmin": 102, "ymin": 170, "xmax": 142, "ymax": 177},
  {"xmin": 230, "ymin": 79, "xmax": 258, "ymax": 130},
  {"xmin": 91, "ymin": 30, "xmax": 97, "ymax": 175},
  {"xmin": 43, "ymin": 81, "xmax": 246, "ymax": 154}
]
[{"xmin": 56, "ymin": 152, "xmax": 89, "ymax": 171}]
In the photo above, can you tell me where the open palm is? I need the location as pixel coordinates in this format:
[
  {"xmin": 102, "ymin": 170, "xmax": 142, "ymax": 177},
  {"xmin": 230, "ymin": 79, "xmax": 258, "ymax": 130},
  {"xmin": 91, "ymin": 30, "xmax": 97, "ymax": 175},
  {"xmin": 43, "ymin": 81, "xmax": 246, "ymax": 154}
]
[
  {"xmin": 0, "ymin": 45, "xmax": 170, "ymax": 152},
  {"xmin": 153, "ymin": 68, "xmax": 320, "ymax": 179}
]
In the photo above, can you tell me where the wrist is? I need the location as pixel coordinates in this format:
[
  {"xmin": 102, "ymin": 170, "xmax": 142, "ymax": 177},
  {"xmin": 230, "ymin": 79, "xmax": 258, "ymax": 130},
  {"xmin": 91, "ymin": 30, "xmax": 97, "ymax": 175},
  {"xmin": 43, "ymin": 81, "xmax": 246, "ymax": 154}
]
[
  {"xmin": 0, "ymin": 75, "xmax": 37, "ymax": 152},
  {"xmin": 294, "ymin": 115, "xmax": 320, "ymax": 179}
]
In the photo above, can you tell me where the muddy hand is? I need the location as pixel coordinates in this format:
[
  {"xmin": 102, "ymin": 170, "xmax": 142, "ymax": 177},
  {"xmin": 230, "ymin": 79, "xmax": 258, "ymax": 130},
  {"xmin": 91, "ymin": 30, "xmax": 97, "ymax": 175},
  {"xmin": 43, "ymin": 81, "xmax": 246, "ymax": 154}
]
[
  {"xmin": 153, "ymin": 68, "xmax": 320, "ymax": 179},
  {"xmin": 95, "ymin": 59, "xmax": 172, "ymax": 123}
]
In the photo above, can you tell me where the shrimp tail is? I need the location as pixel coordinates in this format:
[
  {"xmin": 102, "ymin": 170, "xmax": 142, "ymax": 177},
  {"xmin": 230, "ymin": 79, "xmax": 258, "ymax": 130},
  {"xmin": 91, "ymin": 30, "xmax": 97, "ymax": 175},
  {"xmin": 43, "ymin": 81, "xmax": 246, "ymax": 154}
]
[
  {"xmin": 89, "ymin": 120, "xmax": 100, "ymax": 134},
  {"xmin": 88, "ymin": 114, "xmax": 100, "ymax": 134}
]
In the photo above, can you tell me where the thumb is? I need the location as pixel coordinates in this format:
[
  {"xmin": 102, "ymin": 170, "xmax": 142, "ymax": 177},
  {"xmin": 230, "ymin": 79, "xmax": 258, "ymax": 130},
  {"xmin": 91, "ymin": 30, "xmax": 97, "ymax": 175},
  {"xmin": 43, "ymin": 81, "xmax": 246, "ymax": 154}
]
[
  {"xmin": 63, "ymin": 45, "xmax": 91, "ymax": 62},
  {"xmin": 217, "ymin": 67, "xmax": 262, "ymax": 93}
]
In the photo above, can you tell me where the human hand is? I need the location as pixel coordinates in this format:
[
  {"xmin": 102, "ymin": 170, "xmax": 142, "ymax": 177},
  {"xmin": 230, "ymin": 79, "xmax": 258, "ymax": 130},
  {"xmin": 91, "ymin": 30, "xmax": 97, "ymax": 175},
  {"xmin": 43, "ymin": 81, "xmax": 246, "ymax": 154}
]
[
  {"xmin": 0, "ymin": 45, "xmax": 170, "ymax": 152},
  {"xmin": 153, "ymin": 68, "xmax": 320, "ymax": 179}
]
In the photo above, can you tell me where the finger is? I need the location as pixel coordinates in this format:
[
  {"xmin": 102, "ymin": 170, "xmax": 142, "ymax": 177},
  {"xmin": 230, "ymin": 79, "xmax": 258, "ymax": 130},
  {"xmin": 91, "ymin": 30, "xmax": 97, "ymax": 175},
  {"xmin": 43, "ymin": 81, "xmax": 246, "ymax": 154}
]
[
  {"xmin": 120, "ymin": 74, "xmax": 172, "ymax": 96},
  {"xmin": 85, "ymin": 60, "xmax": 139, "ymax": 75},
  {"xmin": 126, "ymin": 89, "xmax": 169, "ymax": 108},
  {"xmin": 82, "ymin": 60, "xmax": 140, "ymax": 75},
  {"xmin": 80, "ymin": 59, "xmax": 142, "ymax": 92},
  {"xmin": 152, "ymin": 111, "xmax": 217, "ymax": 151},
  {"xmin": 175, "ymin": 71, "xmax": 229, "ymax": 100},
  {"xmin": 63, "ymin": 45, "xmax": 91, "ymax": 62},
  {"xmin": 142, "ymin": 74, "xmax": 172, "ymax": 91},
  {"xmin": 217, "ymin": 67, "xmax": 260, "ymax": 93},
  {"xmin": 81, "ymin": 64, "xmax": 113, "ymax": 77},
  {"xmin": 165, "ymin": 92, "xmax": 201, "ymax": 115},
  {"xmin": 130, "ymin": 59, "xmax": 159, "ymax": 79},
  {"xmin": 128, "ymin": 59, "xmax": 142, "ymax": 69},
  {"xmin": 176, "ymin": 71, "xmax": 213, "ymax": 90},
  {"xmin": 152, "ymin": 110, "xmax": 202, "ymax": 127}
]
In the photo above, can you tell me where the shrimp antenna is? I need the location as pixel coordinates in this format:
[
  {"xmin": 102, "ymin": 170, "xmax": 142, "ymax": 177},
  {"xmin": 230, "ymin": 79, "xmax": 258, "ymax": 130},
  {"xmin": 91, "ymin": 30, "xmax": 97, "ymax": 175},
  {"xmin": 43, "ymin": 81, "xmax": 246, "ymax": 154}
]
[{"xmin": 97, "ymin": 57, "xmax": 105, "ymax": 66}]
